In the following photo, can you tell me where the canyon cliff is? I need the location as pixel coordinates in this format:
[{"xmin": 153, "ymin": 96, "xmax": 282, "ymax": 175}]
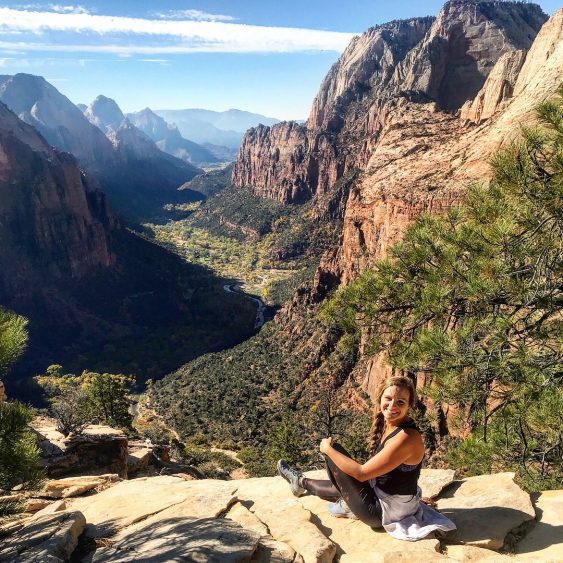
[
  {"xmin": 231, "ymin": 0, "xmax": 562, "ymax": 400},
  {"xmin": 0, "ymin": 102, "xmax": 115, "ymax": 291}
]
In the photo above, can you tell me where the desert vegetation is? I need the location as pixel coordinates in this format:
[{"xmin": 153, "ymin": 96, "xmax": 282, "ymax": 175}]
[{"xmin": 141, "ymin": 184, "xmax": 341, "ymax": 305}]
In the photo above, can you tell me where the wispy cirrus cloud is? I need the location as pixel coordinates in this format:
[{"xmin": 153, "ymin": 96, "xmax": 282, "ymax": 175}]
[
  {"xmin": 13, "ymin": 3, "xmax": 92, "ymax": 14},
  {"xmin": 152, "ymin": 9, "xmax": 236, "ymax": 23},
  {"xmin": 0, "ymin": 7, "xmax": 354, "ymax": 55}
]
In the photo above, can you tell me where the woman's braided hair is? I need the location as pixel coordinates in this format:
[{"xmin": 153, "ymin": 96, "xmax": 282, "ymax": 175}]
[{"xmin": 368, "ymin": 375, "xmax": 417, "ymax": 455}]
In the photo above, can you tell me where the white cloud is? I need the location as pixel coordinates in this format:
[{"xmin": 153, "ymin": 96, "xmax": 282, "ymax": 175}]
[
  {"xmin": 153, "ymin": 9, "xmax": 236, "ymax": 22},
  {"xmin": 49, "ymin": 4, "xmax": 90, "ymax": 14},
  {"xmin": 14, "ymin": 3, "xmax": 91, "ymax": 14},
  {"xmin": 0, "ymin": 7, "xmax": 355, "ymax": 54}
]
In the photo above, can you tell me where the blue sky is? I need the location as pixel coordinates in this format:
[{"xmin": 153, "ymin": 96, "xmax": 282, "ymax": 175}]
[{"xmin": 0, "ymin": 1, "xmax": 560, "ymax": 120}]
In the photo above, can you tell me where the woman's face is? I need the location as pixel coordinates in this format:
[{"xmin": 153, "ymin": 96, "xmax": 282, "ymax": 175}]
[{"xmin": 380, "ymin": 385, "xmax": 411, "ymax": 424}]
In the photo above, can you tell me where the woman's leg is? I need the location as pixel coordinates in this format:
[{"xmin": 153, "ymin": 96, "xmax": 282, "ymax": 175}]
[
  {"xmin": 313, "ymin": 442, "xmax": 382, "ymax": 528},
  {"xmin": 300, "ymin": 477, "xmax": 340, "ymax": 501}
]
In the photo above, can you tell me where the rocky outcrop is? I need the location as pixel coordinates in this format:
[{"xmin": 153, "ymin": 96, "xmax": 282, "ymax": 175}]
[
  {"xmin": 41, "ymin": 434, "xmax": 129, "ymax": 479},
  {"xmin": 0, "ymin": 469, "xmax": 555, "ymax": 561},
  {"xmin": 30, "ymin": 418, "xmax": 173, "ymax": 480},
  {"xmin": 0, "ymin": 511, "xmax": 86, "ymax": 562},
  {"xmin": 460, "ymin": 50, "xmax": 526, "ymax": 123}
]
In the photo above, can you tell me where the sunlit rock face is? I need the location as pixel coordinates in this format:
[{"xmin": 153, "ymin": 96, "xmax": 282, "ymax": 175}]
[
  {"xmin": 0, "ymin": 74, "xmax": 116, "ymax": 167},
  {"xmin": 231, "ymin": 2, "xmax": 561, "ymax": 402},
  {"xmin": 233, "ymin": 17, "xmax": 434, "ymax": 204}
]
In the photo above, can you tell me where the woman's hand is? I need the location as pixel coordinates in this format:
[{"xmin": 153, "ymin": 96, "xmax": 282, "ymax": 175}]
[{"xmin": 319, "ymin": 436, "xmax": 334, "ymax": 454}]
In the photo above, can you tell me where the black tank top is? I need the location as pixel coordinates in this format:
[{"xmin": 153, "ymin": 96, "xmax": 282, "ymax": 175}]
[{"xmin": 374, "ymin": 419, "xmax": 421, "ymax": 496}]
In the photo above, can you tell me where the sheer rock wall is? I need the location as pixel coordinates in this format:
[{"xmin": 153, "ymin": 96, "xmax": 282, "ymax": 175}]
[{"xmin": 230, "ymin": 2, "xmax": 562, "ymax": 401}]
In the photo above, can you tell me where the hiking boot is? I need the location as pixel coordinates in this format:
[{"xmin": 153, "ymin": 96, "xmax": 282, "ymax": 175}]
[
  {"xmin": 328, "ymin": 498, "xmax": 358, "ymax": 519},
  {"xmin": 277, "ymin": 459, "xmax": 306, "ymax": 497}
]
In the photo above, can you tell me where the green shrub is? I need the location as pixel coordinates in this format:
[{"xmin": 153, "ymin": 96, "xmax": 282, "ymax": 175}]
[{"xmin": 0, "ymin": 401, "xmax": 44, "ymax": 494}]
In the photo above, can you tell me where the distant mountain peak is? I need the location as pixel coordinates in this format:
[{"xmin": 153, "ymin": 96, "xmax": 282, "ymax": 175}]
[{"xmin": 85, "ymin": 95, "xmax": 125, "ymax": 133}]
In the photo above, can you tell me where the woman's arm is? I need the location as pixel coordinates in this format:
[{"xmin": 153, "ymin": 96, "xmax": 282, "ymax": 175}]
[{"xmin": 320, "ymin": 431, "xmax": 421, "ymax": 482}]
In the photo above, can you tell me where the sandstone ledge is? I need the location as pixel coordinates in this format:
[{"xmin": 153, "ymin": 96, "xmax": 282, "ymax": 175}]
[{"xmin": 2, "ymin": 470, "xmax": 561, "ymax": 562}]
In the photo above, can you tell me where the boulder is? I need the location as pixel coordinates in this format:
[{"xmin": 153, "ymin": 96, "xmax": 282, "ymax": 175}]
[
  {"xmin": 419, "ymin": 468, "xmax": 456, "ymax": 499},
  {"xmin": 31, "ymin": 417, "xmax": 128, "ymax": 478},
  {"xmin": 44, "ymin": 434, "xmax": 128, "ymax": 479},
  {"xmin": 41, "ymin": 474, "xmax": 120, "ymax": 499},
  {"xmin": 30, "ymin": 499, "xmax": 67, "ymax": 521},
  {"xmin": 0, "ymin": 511, "xmax": 85, "ymax": 562},
  {"xmin": 514, "ymin": 489, "xmax": 563, "ymax": 562},
  {"xmin": 436, "ymin": 473, "xmax": 535, "ymax": 549},
  {"xmin": 126, "ymin": 440, "xmax": 153, "ymax": 475},
  {"xmin": 91, "ymin": 517, "xmax": 261, "ymax": 562}
]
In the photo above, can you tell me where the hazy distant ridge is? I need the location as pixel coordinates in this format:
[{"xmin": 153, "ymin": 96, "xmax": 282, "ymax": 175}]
[{"xmin": 155, "ymin": 108, "xmax": 280, "ymax": 149}]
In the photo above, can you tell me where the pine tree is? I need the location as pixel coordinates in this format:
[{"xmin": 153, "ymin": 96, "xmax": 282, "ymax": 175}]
[
  {"xmin": 0, "ymin": 307, "xmax": 43, "ymax": 504},
  {"xmin": 323, "ymin": 88, "xmax": 563, "ymax": 489}
]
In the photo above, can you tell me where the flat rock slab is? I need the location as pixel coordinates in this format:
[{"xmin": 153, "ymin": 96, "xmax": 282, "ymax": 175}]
[
  {"xmin": 445, "ymin": 544, "xmax": 514, "ymax": 561},
  {"xmin": 91, "ymin": 517, "xmax": 261, "ymax": 562},
  {"xmin": 514, "ymin": 489, "xmax": 563, "ymax": 562},
  {"xmin": 227, "ymin": 502, "xmax": 302, "ymax": 563},
  {"xmin": 436, "ymin": 473, "xmax": 535, "ymax": 550},
  {"xmin": 0, "ymin": 511, "xmax": 85, "ymax": 562},
  {"xmin": 234, "ymin": 476, "xmax": 336, "ymax": 563},
  {"xmin": 69, "ymin": 476, "xmax": 237, "ymax": 538},
  {"xmin": 299, "ymin": 493, "xmax": 440, "ymax": 562},
  {"xmin": 42, "ymin": 474, "xmax": 119, "ymax": 498}
]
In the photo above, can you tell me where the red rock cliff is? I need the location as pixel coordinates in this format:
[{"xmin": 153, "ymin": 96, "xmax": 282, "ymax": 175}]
[{"xmin": 233, "ymin": 2, "xmax": 562, "ymax": 401}]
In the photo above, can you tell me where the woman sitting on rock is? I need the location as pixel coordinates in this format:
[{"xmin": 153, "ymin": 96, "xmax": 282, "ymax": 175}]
[{"xmin": 278, "ymin": 375, "xmax": 456, "ymax": 541}]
